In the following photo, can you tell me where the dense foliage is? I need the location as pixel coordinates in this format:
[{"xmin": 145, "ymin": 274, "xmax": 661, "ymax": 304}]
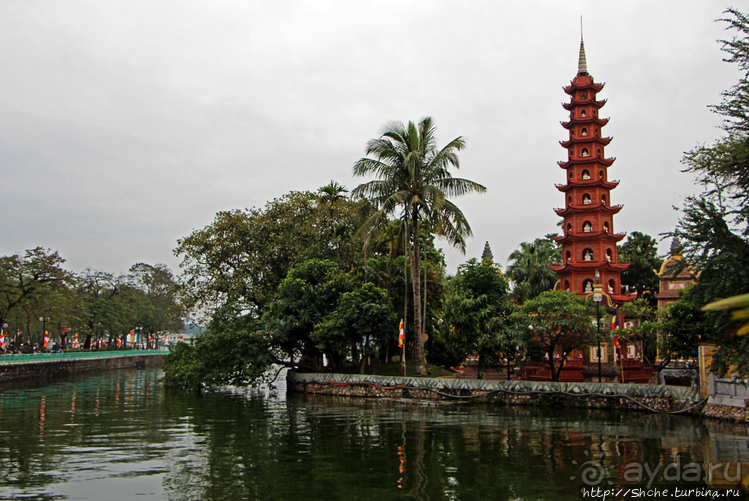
[
  {"xmin": 664, "ymin": 8, "xmax": 749, "ymax": 377},
  {"xmin": 505, "ymin": 237, "xmax": 561, "ymax": 303},
  {"xmin": 617, "ymin": 231, "xmax": 663, "ymax": 301},
  {"xmin": 439, "ymin": 259, "xmax": 517, "ymax": 378},
  {"xmin": 0, "ymin": 248, "xmax": 183, "ymax": 350},
  {"xmin": 509, "ymin": 291, "xmax": 597, "ymax": 382}
]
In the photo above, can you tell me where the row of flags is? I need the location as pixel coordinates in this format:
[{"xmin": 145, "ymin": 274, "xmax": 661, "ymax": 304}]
[{"xmin": 0, "ymin": 328, "xmax": 182, "ymax": 351}]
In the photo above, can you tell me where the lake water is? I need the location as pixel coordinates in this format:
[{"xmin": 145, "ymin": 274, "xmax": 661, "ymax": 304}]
[{"xmin": 0, "ymin": 367, "xmax": 747, "ymax": 500}]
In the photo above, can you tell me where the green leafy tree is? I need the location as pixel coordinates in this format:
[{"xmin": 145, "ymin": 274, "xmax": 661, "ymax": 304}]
[
  {"xmin": 175, "ymin": 191, "xmax": 362, "ymax": 324},
  {"xmin": 314, "ymin": 283, "xmax": 396, "ymax": 372},
  {"xmin": 128, "ymin": 263, "xmax": 185, "ymax": 335},
  {"xmin": 352, "ymin": 117, "xmax": 486, "ymax": 375},
  {"xmin": 658, "ymin": 288, "xmax": 707, "ymax": 361},
  {"xmin": 263, "ymin": 259, "xmax": 352, "ymax": 370},
  {"xmin": 665, "ymin": 8, "xmax": 749, "ymax": 376},
  {"xmin": 163, "ymin": 320, "xmax": 278, "ymax": 391},
  {"xmin": 506, "ymin": 238, "xmax": 561, "ymax": 303},
  {"xmin": 617, "ymin": 231, "xmax": 663, "ymax": 301},
  {"xmin": 9, "ymin": 278, "xmax": 84, "ymax": 349},
  {"xmin": 440, "ymin": 258, "xmax": 517, "ymax": 378},
  {"xmin": 0, "ymin": 247, "xmax": 74, "ymax": 344},
  {"xmin": 509, "ymin": 291, "xmax": 596, "ymax": 382},
  {"xmin": 618, "ymin": 298, "xmax": 669, "ymax": 372}
]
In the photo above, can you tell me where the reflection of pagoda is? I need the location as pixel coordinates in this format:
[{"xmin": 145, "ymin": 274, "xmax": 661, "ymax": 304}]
[{"xmin": 551, "ymin": 37, "xmax": 632, "ymax": 305}]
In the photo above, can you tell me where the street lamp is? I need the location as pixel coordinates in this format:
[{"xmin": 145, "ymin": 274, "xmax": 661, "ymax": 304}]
[{"xmin": 593, "ymin": 293, "xmax": 602, "ymax": 383}]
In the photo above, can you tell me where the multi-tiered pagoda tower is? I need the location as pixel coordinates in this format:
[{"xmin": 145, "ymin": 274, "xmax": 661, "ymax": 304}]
[{"xmin": 551, "ymin": 38, "xmax": 632, "ymax": 305}]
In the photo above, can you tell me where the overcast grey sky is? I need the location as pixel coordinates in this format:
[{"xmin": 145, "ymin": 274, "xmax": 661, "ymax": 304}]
[{"xmin": 0, "ymin": 1, "xmax": 742, "ymax": 277}]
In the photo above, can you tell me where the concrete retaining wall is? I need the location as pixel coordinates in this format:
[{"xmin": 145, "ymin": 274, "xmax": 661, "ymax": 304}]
[
  {"xmin": 288, "ymin": 372, "xmax": 703, "ymax": 414},
  {"xmin": 0, "ymin": 354, "xmax": 164, "ymax": 383}
]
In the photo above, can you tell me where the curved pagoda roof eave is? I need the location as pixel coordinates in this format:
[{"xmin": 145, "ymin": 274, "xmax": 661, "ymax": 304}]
[
  {"xmin": 553, "ymin": 231, "xmax": 626, "ymax": 244},
  {"xmin": 550, "ymin": 261, "xmax": 630, "ymax": 273},
  {"xmin": 563, "ymin": 81, "xmax": 604, "ymax": 94},
  {"xmin": 557, "ymin": 156, "xmax": 616, "ymax": 169},
  {"xmin": 559, "ymin": 136, "xmax": 613, "ymax": 148},
  {"xmin": 554, "ymin": 203, "xmax": 624, "ymax": 216},
  {"xmin": 562, "ymin": 99, "xmax": 607, "ymax": 111},
  {"xmin": 561, "ymin": 117, "xmax": 609, "ymax": 129},
  {"xmin": 555, "ymin": 180, "xmax": 620, "ymax": 192}
]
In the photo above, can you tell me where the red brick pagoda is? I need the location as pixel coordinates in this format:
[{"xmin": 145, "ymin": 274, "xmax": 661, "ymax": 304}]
[{"xmin": 551, "ymin": 37, "xmax": 632, "ymax": 306}]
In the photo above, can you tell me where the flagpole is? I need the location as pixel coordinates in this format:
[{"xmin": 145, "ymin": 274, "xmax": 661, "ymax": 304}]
[{"xmin": 402, "ymin": 323, "xmax": 406, "ymax": 377}]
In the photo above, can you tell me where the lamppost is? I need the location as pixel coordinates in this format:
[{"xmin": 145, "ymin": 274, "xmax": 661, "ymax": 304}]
[{"xmin": 593, "ymin": 293, "xmax": 602, "ymax": 383}]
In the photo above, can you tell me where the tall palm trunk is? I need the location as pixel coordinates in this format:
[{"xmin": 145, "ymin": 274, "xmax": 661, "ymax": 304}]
[
  {"xmin": 411, "ymin": 209, "xmax": 426, "ymax": 374},
  {"xmin": 403, "ymin": 222, "xmax": 408, "ymax": 376}
]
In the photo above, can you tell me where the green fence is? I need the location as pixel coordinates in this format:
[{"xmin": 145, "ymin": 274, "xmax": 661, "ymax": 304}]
[{"xmin": 0, "ymin": 350, "xmax": 166, "ymax": 365}]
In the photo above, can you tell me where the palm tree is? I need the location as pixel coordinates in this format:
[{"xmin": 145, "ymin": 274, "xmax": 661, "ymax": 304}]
[
  {"xmin": 318, "ymin": 181, "xmax": 349, "ymax": 263},
  {"xmin": 318, "ymin": 181, "xmax": 348, "ymax": 216},
  {"xmin": 352, "ymin": 117, "xmax": 486, "ymax": 374},
  {"xmin": 506, "ymin": 238, "xmax": 562, "ymax": 303}
]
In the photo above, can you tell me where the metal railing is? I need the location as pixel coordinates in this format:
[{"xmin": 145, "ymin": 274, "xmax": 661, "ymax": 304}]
[{"xmin": 0, "ymin": 350, "xmax": 166, "ymax": 365}]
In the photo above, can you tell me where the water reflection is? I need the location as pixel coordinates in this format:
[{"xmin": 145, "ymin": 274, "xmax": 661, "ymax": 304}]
[{"xmin": 0, "ymin": 369, "xmax": 747, "ymax": 500}]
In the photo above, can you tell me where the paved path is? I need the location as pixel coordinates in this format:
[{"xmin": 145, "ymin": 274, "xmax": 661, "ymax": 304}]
[{"xmin": 0, "ymin": 350, "xmax": 166, "ymax": 365}]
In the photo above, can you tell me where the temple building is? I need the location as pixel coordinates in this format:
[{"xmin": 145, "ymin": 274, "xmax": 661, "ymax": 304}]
[
  {"xmin": 550, "ymin": 37, "xmax": 634, "ymax": 306},
  {"xmin": 655, "ymin": 238, "xmax": 698, "ymax": 311}
]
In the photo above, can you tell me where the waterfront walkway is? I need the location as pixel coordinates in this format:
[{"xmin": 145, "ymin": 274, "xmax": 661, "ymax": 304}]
[{"xmin": 0, "ymin": 350, "xmax": 166, "ymax": 365}]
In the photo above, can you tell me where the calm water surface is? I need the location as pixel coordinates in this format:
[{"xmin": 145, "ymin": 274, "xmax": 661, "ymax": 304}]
[{"xmin": 0, "ymin": 368, "xmax": 747, "ymax": 500}]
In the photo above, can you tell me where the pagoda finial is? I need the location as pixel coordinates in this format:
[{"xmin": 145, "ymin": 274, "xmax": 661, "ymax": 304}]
[{"xmin": 578, "ymin": 17, "xmax": 588, "ymax": 74}]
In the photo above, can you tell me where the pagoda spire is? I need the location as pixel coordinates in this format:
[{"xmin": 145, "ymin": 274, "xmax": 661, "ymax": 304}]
[{"xmin": 578, "ymin": 19, "xmax": 588, "ymax": 74}]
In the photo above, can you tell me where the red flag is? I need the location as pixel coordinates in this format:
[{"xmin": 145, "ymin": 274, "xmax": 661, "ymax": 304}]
[
  {"xmin": 398, "ymin": 318, "xmax": 404, "ymax": 348},
  {"xmin": 44, "ymin": 331, "xmax": 49, "ymax": 349},
  {"xmin": 73, "ymin": 333, "xmax": 79, "ymax": 349}
]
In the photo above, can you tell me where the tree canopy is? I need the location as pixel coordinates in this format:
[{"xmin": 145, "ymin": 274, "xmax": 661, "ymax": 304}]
[
  {"xmin": 174, "ymin": 190, "xmax": 362, "ymax": 324},
  {"xmin": 665, "ymin": 8, "xmax": 749, "ymax": 376},
  {"xmin": 617, "ymin": 231, "xmax": 663, "ymax": 301},
  {"xmin": 509, "ymin": 291, "xmax": 596, "ymax": 382},
  {"xmin": 439, "ymin": 258, "xmax": 517, "ymax": 377},
  {"xmin": 505, "ymin": 237, "xmax": 561, "ymax": 303}
]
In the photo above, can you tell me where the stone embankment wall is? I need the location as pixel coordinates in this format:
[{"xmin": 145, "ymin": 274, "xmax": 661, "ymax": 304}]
[
  {"xmin": 0, "ymin": 354, "xmax": 164, "ymax": 383},
  {"xmin": 702, "ymin": 403, "xmax": 749, "ymax": 422},
  {"xmin": 702, "ymin": 375, "xmax": 749, "ymax": 422},
  {"xmin": 288, "ymin": 372, "xmax": 703, "ymax": 414}
]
